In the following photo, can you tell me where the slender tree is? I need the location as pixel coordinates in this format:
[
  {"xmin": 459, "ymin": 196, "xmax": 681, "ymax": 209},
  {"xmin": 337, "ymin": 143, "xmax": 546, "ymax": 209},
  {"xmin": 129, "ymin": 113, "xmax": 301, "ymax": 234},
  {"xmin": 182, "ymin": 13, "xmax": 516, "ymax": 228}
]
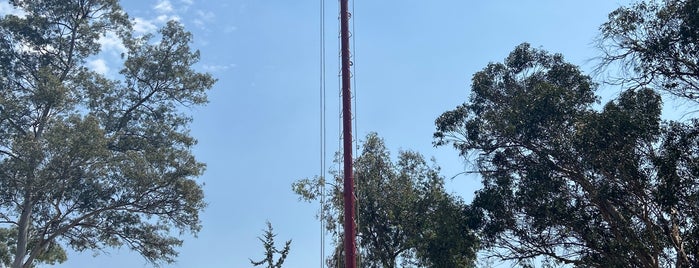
[
  {"xmin": 250, "ymin": 221, "xmax": 292, "ymax": 268},
  {"xmin": 0, "ymin": 1, "xmax": 215, "ymax": 267}
]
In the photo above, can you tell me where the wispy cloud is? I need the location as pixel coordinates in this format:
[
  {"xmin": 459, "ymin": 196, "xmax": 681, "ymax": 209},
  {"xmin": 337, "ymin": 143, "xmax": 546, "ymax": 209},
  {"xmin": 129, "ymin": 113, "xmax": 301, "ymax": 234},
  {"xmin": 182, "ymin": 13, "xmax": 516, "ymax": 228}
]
[
  {"xmin": 0, "ymin": 2, "xmax": 25, "ymax": 17},
  {"xmin": 156, "ymin": 14, "xmax": 180, "ymax": 23},
  {"xmin": 197, "ymin": 10, "xmax": 215, "ymax": 21},
  {"xmin": 132, "ymin": 0, "xmax": 182, "ymax": 36},
  {"xmin": 86, "ymin": 0, "xmax": 197, "ymax": 79},
  {"xmin": 201, "ymin": 63, "xmax": 237, "ymax": 72},
  {"xmin": 193, "ymin": 10, "xmax": 215, "ymax": 29},
  {"xmin": 87, "ymin": 58, "xmax": 109, "ymax": 75},
  {"xmin": 98, "ymin": 31, "xmax": 126, "ymax": 54},
  {"xmin": 154, "ymin": 0, "xmax": 174, "ymax": 14},
  {"xmin": 155, "ymin": 0, "xmax": 194, "ymax": 14},
  {"xmin": 132, "ymin": 17, "xmax": 158, "ymax": 34}
]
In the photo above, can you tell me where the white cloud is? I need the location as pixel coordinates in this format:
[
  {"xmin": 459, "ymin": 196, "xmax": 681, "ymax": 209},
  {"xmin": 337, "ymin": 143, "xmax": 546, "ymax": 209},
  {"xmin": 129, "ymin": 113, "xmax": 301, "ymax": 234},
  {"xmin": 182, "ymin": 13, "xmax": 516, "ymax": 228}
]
[
  {"xmin": 197, "ymin": 10, "xmax": 215, "ymax": 21},
  {"xmin": 156, "ymin": 14, "xmax": 180, "ymax": 23},
  {"xmin": 201, "ymin": 63, "xmax": 236, "ymax": 72},
  {"xmin": 179, "ymin": 0, "xmax": 194, "ymax": 11},
  {"xmin": 98, "ymin": 31, "xmax": 126, "ymax": 54},
  {"xmin": 193, "ymin": 10, "xmax": 215, "ymax": 29},
  {"xmin": 131, "ymin": 13, "xmax": 179, "ymax": 37},
  {"xmin": 0, "ymin": 2, "xmax": 25, "ymax": 17},
  {"xmin": 131, "ymin": 0, "xmax": 185, "ymax": 36},
  {"xmin": 193, "ymin": 19, "xmax": 203, "ymax": 28},
  {"xmin": 132, "ymin": 17, "xmax": 157, "ymax": 34},
  {"xmin": 87, "ymin": 58, "xmax": 109, "ymax": 75},
  {"xmin": 154, "ymin": 0, "xmax": 174, "ymax": 14}
]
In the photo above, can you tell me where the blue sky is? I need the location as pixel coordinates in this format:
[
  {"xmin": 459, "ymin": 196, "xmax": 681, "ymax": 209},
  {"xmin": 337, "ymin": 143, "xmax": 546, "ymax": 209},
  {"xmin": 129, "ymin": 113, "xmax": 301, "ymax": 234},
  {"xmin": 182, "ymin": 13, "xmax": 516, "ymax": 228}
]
[{"xmin": 0, "ymin": 0, "xmax": 640, "ymax": 267}]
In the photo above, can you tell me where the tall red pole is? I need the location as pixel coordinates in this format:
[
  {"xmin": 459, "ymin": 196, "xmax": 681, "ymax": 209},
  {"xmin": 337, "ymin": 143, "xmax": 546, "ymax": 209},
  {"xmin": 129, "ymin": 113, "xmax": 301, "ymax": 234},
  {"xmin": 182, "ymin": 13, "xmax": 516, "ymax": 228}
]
[{"xmin": 339, "ymin": 0, "xmax": 356, "ymax": 266}]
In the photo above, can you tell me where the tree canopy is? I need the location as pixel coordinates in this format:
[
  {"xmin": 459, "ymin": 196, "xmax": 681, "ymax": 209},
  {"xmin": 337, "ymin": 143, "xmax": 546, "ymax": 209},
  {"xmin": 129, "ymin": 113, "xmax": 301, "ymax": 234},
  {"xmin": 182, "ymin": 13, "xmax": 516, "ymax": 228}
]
[
  {"xmin": 599, "ymin": 0, "xmax": 699, "ymax": 102},
  {"xmin": 0, "ymin": 0, "xmax": 215, "ymax": 267},
  {"xmin": 293, "ymin": 133, "xmax": 478, "ymax": 268},
  {"xmin": 435, "ymin": 42, "xmax": 699, "ymax": 267}
]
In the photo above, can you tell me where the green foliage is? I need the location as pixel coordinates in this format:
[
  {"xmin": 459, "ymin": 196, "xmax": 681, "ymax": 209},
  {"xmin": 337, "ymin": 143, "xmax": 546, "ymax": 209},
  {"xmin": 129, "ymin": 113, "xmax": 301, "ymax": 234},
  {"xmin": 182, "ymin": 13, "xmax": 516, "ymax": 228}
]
[
  {"xmin": 435, "ymin": 43, "xmax": 699, "ymax": 267},
  {"xmin": 250, "ymin": 221, "xmax": 292, "ymax": 268},
  {"xmin": 293, "ymin": 133, "xmax": 478, "ymax": 268},
  {"xmin": 599, "ymin": 0, "xmax": 699, "ymax": 101},
  {"xmin": 0, "ymin": 0, "xmax": 214, "ymax": 267},
  {"xmin": 0, "ymin": 227, "xmax": 66, "ymax": 268}
]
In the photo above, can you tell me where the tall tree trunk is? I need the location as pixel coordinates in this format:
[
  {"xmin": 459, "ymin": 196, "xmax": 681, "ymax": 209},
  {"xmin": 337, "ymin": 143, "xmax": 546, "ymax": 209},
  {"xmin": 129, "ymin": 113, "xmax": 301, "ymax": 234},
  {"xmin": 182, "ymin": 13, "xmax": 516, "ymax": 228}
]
[{"xmin": 12, "ymin": 195, "xmax": 33, "ymax": 268}]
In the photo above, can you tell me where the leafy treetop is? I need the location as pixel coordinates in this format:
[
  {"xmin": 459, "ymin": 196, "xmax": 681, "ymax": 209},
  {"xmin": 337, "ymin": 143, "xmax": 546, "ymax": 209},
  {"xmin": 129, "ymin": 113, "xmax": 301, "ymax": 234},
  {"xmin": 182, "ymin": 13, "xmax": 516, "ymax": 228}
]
[{"xmin": 0, "ymin": 0, "xmax": 215, "ymax": 267}]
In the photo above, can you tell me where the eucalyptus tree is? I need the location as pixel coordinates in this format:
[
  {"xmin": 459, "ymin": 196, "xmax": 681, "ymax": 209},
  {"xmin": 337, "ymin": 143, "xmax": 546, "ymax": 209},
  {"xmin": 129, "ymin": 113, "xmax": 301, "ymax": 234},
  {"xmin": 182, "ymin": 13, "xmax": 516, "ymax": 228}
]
[
  {"xmin": 435, "ymin": 43, "xmax": 699, "ymax": 267},
  {"xmin": 0, "ymin": 0, "xmax": 215, "ymax": 267},
  {"xmin": 599, "ymin": 0, "xmax": 699, "ymax": 102},
  {"xmin": 293, "ymin": 133, "xmax": 478, "ymax": 268}
]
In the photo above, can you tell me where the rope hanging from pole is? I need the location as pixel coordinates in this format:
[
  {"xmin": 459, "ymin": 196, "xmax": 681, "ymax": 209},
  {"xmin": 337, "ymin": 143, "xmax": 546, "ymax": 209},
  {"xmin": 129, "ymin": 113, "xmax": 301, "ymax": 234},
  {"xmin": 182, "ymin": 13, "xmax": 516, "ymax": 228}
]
[
  {"xmin": 318, "ymin": 0, "xmax": 326, "ymax": 267},
  {"xmin": 349, "ymin": 1, "xmax": 360, "ymax": 267}
]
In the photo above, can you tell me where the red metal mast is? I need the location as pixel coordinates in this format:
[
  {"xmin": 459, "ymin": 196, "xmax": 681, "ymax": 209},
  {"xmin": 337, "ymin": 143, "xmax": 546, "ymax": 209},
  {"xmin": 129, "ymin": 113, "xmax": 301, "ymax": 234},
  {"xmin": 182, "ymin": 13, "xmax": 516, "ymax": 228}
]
[{"xmin": 339, "ymin": 0, "xmax": 356, "ymax": 266}]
